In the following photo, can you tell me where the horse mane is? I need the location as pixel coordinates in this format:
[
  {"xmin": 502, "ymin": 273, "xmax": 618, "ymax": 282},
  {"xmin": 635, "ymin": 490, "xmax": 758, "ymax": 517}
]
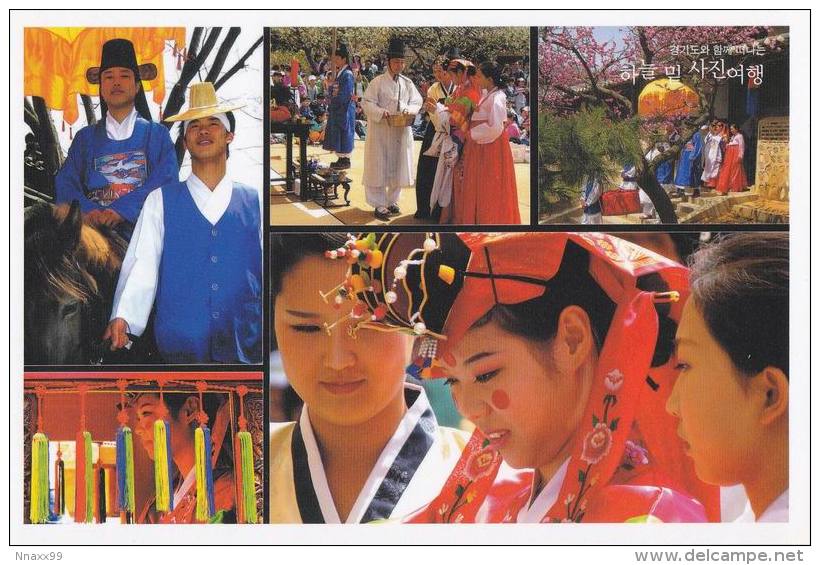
[{"xmin": 25, "ymin": 203, "xmax": 127, "ymax": 304}]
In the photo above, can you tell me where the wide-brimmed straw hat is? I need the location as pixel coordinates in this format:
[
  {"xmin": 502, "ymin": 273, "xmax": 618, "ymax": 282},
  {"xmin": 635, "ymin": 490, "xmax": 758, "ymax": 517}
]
[{"xmin": 163, "ymin": 82, "xmax": 245, "ymax": 123}]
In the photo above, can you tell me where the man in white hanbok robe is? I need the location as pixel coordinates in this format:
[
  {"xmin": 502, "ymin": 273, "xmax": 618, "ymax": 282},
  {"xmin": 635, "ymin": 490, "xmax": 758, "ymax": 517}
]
[
  {"xmin": 269, "ymin": 383, "xmax": 470, "ymax": 523},
  {"xmin": 360, "ymin": 51, "xmax": 423, "ymax": 220},
  {"xmin": 701, "ymin": 124, "xmax": 724, "ymax": 189}
]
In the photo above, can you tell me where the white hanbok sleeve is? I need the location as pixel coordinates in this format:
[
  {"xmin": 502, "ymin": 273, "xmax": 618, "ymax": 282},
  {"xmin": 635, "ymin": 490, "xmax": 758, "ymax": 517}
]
[
  {"xmin": 470, "ymin": 92, "xmax": 506, "ymax": 144},
  {"xmin": 584, "ymin": 178, "xmax": 603, "ymax": 206},
  {"xmin": 109, "ymin": 188, "xmax": 165, "ymax": 336},
  {"xmin": 401, "ymin": 78, "xmax": 423, "ymax": 115},
  {"xmin": 735, "ymin": 134, "xmax": 745, "ymax": 160},
  {"xmin": 361, "ymin": 77, "xmax": 387, "ymax": 123}
]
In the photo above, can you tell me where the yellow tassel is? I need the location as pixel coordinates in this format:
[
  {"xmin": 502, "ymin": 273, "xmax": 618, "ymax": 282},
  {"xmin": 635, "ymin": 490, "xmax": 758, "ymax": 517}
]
[
  {"xmin": 29, "ymin": 432, "xmax": 50, "ymax": 524},
  {"xmin": 153, "ymin": 420, "xmax": 172, "ymax": 512},
  {"xmin": 237, "ymin": 430, "xmax": 257, "ymax": 524},
  {"xmin": 194, "ymin": 427, "xmax": 209, "ymax": 522}
]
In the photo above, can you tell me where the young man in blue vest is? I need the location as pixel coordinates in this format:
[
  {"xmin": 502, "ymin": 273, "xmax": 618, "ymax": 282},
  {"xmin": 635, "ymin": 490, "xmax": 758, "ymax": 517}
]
[
  {"xmin": 104, "ymin": 82, "xmax": 262, "ymax": 364},
  {"xmin": 55, "ymin": 38, "xmax": 179, "ymax": 232}
]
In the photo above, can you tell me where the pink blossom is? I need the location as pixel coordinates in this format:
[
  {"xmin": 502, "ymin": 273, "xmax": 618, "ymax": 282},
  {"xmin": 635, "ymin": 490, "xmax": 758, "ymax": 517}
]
[
  {"xmin": 624, "ymin": 440, "xmax": 650, "ymax": 466},
  {"xmin": 581, "ymin": 423, "xmax": 613, "ymax": 465},
  {"xmin": 604, "ymin": 368, "xmax": 625, "ymax": 392}
]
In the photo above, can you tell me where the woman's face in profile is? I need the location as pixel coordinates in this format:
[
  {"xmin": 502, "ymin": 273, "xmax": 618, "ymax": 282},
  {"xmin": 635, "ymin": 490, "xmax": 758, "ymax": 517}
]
[
  {"xmin": 133, "ymin": 394, "xmax": 195, "ymax": 462},
  {"xmin": 274, "ymin": 255, "xmax": 411, "ymax": 427},
  {"xmin": 443, "ymin": 318, "xmax": 589, "ymax": 471},
  {"xmin": 666, "ymin": 300, "xmax": 758, "ymax": 486}
]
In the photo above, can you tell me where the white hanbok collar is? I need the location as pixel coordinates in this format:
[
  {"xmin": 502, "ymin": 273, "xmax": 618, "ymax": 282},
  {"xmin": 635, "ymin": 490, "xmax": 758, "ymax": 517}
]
[
  {"xmin": 735, "ymin": 489, "xmax": 789, "ymax": 523},
  {"xmin": 517, "ymin": 458, "xmax": 570, "ymax": 523},
  {"xmin": 105, "ymin": 106, "xmax": 139, "ymax": 141},
  {"xmin": 293, "ymin": 383, "xmax": 437, "ymax": 524},
  {"xmin": 185, "ymin": 173, "xmax": 234, "ymax": 225},
  {"xmin": 758, "ymin": 489, "xmax": 789, "ymax": 522},
  {"xmin": 173, "ymin": 467, "xmax": 197, "ymax": 508},
  {"xmin": 477, "ymin": 87, "xmax": 500, "ymax": 107}
]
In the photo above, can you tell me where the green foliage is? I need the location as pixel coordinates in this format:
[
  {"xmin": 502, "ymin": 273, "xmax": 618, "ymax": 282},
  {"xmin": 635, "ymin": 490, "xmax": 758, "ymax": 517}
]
[
  {"xmin": 270, "ymin": 27, "xmax": 528, "ymax": 73},
  {"xmin": 539, "ymin": 107, "xmax": 642, "ymax": 215}
]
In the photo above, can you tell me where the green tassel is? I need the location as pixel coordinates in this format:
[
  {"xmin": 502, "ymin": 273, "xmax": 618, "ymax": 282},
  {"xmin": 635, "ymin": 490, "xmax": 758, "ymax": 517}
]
[
  {"xmin": 153, "ymin": 420, "xmax": 172, "ymax": 512},
  {"xmin": 125, "ymin": 428, "xmax": 135, "ymax": 513},
  {"xmin": 29, "ymin": 432, "xmax": 50, "ymax": 524},
  {"xmin": 237, "ymin": 430, "xmax": 257, "ymax": 524},
  {"xmin": 74, "ymin": 431, "xmax": 93, "ymax": 523},
  {"xmin": 194, "ymin": 427, "xmax": 209, "ymax": 522}
]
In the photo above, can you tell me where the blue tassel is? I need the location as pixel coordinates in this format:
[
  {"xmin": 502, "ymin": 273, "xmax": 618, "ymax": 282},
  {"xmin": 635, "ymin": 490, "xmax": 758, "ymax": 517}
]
[
  {"xmin": 203, "ymin": 426, "xmax": 215, "ymax": 515},
  {"xmin": 164, "ymin": 421, "xmax": 174, "ymax": 511}
]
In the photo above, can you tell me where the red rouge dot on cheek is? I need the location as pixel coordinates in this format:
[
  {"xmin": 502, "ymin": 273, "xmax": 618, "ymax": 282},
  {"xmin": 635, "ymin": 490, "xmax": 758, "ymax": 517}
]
[{"xmin": 491, "ymin": 389, "xmax": 510, "ymax": 411}]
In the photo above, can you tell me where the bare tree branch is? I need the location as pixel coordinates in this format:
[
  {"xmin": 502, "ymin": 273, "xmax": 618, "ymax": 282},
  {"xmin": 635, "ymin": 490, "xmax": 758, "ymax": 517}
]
[
  {"xmin": 214, "ymin": 35, "xmax": 263, "ymax": 90},
  {"xmin": 24, "ymin": 97, "xmax": 39, "ymax": 132},
  {"xmin": 80, "ymin": 94, "xmax": 97, "ymax": 125},
  {"xmin": 206, "ymin": 27, "xmax": 241, "ymax": 84}
]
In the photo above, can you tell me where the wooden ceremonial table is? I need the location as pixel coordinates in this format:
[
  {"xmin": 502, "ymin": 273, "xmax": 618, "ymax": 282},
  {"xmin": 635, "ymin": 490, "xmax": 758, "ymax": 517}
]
[{"xmin": 271, "ymin": 121, "xmax": 311, "ymax": 201}]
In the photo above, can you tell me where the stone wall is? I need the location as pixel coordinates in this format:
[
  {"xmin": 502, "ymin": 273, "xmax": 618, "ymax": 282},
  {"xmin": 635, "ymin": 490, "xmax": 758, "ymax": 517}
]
[{"xmin": 756, "ymin": 116, "xmax": 789, "ymax": 202}]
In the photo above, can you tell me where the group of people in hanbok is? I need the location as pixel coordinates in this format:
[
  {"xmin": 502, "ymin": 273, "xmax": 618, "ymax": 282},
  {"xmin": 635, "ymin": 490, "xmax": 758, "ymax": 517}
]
[
  {"xmin": 270, "ymin": 231, "xmax": 788, "ymax": 524},
  {"xmin": 319, "ymin": 39, "xmax": 521, "ymax": 224},
  {"xmin": 665, "ymin": 119, "xmax": 750, "ymax": 198},
  {"xmin": 582, "ymin": 119, "xmax": 750, "ymax": 224},
  {"xmin": 414, "ymin": 52, "xmax": 521, "ymax": 225}
]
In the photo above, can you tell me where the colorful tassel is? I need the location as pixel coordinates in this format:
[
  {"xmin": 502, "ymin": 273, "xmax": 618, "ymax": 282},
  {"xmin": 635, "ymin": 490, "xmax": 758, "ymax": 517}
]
[
  {"xmin": 29, "ymin": 432, "xmax": 50, "ymax": 524},
  {"xmin": 115, "ymin": 426, "xmax": 136, "ymax": 515},
  {"xmin": 96, "ymin": 466, "xmax": 107, "ymax": 523},
  {"xmin": 54, "ymin": 445, "xmax": 65, "ymax": 516},
  {"xmin": 74, "ymin": 430, "xmax": 94, "ymax": 523},
  {"xmin": 234, "ymin": 385, "xmax": 257, "ymax": 523},
  {"xmin": 237, "ymin": 430, "xmax": 257, "ymax": 524},
  {"xmin": 153, "ymin": 419, "xmax": 173, "ymax": 512},
  {"xmin": 194, "ymin": 425, "xmax": 216, "ymax": 522}
]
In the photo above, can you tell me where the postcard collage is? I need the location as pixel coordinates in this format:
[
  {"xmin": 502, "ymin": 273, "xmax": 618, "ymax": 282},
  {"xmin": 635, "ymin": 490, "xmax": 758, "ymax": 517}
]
[{"xmin": 11, "ymin": 10, "xmax": 809, "ymax": 547}]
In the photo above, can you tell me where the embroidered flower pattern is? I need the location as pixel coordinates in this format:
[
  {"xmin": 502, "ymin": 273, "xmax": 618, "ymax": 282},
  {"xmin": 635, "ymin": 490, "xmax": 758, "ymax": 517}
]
[
  {"xmin": 465, "ymin": 446, "xmax": 500, "ymax": 481},
  {"xmin": 604, "ymin": 368, "xmax": 624, "ymax": 392},
  {"xmin": 554, "ymin": 369, "xmax": 623, "ymax": 523},
  {"xmin": 621, "ymin": 440, "xmax": 650, "ymax": 470},
  {"xmin": 581, "ymin": 423, "xmax": 614, "ymax": 465},
  {"xmin": 435, "ymin": 438, "xmax": 501, "ymax": 523}
]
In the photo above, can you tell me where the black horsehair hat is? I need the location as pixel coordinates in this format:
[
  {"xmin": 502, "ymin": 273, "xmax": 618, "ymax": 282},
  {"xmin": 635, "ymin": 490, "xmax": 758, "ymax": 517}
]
[
  {"xmin": 387, "ymin": 37, "xmax": 406, "ymax": 60},
  {"xmin": 334, "ymin": 43, "xmax": 350, "ymax": 60},
  {"xmin": 86, "ymin": 38, "xmax": 157, "ymax": 85}
]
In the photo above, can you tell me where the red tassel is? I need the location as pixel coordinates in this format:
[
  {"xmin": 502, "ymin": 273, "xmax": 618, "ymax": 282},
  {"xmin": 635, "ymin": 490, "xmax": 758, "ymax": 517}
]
[
  {"xmin": 69, "ymin": 126, "xmax": 73, "ymax": 140},
  {"xmin": 62, "ymin": 120, "xmax": 65, "ymax": 132}
]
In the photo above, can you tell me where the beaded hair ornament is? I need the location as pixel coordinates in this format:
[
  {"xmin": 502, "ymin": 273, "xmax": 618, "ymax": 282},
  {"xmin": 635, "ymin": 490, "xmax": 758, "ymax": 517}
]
[{"xmin": 321, "ymin": 232, "xmax": 471, "ymax": 378}]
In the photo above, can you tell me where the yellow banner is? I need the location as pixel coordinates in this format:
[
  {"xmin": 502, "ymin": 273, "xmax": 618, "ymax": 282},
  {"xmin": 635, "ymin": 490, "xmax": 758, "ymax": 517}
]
[{"xmin": 24, "ymin": 27, "xmax": 186, "ymax": 125}]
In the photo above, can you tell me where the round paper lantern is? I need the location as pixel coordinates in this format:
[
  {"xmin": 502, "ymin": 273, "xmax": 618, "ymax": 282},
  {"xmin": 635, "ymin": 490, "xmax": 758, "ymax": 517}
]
[{"xmin": 638, "ymin": 78, "xmax": 699, "ymax": 119}]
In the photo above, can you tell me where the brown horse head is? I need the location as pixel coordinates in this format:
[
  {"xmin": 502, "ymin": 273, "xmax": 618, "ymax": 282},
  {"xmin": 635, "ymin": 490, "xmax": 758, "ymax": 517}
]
[{"xmin": 24, "ymin": 201, "xmax": 127, "ymax": 364}]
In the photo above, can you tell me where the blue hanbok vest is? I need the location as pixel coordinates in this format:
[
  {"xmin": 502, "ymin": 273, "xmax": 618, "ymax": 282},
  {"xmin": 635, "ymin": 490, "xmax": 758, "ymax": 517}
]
[{"xmin": 155, "ymin": 181, "xmax": 262, "ymax": 364}]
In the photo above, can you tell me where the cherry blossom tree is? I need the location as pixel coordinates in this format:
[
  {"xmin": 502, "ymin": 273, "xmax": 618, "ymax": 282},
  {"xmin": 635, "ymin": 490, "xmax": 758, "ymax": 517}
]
[{"xmin": 539, "ymin": 26, "xmax": 779, "ymax": 223}]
